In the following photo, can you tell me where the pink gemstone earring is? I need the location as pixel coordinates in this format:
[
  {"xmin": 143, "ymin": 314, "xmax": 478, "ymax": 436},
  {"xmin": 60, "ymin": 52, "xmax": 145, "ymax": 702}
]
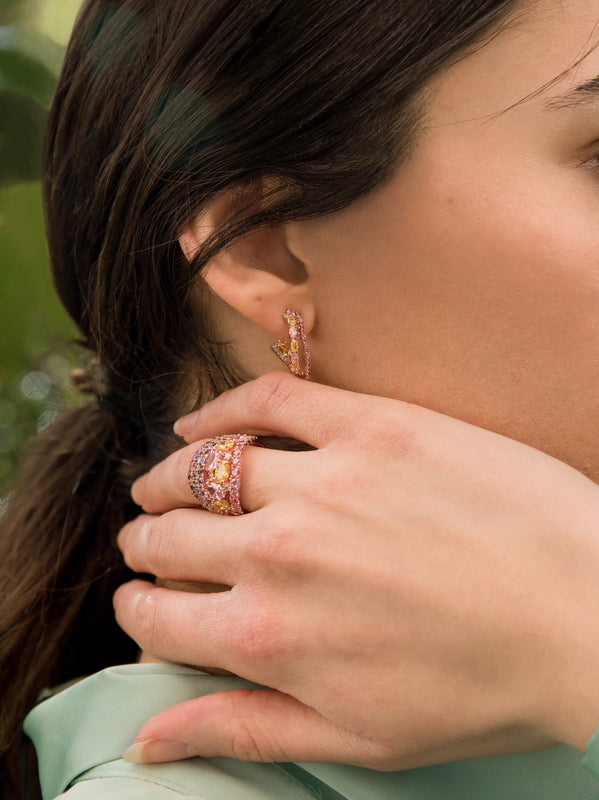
[{"xmin": 270, "ymin": 309, "xmax": 311, "ymax": 380}]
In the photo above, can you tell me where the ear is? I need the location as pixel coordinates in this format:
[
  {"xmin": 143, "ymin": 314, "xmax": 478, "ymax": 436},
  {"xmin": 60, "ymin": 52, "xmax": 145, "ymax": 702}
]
[{"xmin": 179, "ymin": 193, "xmax": 315, "ymax": 338}]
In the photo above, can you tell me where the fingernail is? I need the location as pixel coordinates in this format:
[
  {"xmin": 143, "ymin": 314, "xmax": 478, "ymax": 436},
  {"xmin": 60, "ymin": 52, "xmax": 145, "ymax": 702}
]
[
  {"xmin": 130, "ymin": 477, "xmax": 145, "ymax": 505},
  {"xmin": 173, "ymin": 413, "xmax": 195, "ymax": 437},
  {"xmin": 123, "ymin": 739, "xmax": 197, "ymax": 764},
  {"xmin": 116, "ymin": 523, "xmax": 130, "ymax": 551}
]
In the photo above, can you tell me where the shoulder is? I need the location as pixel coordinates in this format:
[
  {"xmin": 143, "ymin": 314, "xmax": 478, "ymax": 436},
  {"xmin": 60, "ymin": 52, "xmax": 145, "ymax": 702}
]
[
  {"xmin": 55, "ymin": 774, "xmax": 193, "ymax": 799},
  {"xmin": 25, "ymin": 664, "xmax": 319, "ymax": 800}
]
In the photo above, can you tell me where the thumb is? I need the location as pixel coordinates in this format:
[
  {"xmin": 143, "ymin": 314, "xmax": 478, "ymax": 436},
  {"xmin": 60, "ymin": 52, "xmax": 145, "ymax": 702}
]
[{"xmin": 122, "ymin": 688, "xmax": 374, "ymax": 765}]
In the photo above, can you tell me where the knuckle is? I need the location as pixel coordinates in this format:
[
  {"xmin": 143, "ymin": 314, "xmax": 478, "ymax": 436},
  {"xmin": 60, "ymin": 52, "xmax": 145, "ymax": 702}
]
[
  {"xmin": 298, "ymin": 452, "xmax": 355, "ymax": 508},
  {"xmin": 133, "ymin": 590, "xmax": 160, "ymax": 652},
  {"xmin": 246, "ymin": 373, "xmax": 296, "ymax": 420},
  {"xmin": 120, "ymin": 517, "xmax": 156, "ymax": 572},
  {"xmin": 145, "ymin": 512, "xmax": 179, "ymax": 576},
  {"xmin": 218, "ymin": 692, "xmax": 272, "ymax": 761},
  {"xmin": 248, "ymin": 503, "xmax": 320, "ymax": 579},
  {"xmin": 118, "ymin": 522, "xmax": 139, "ymax": 571},
  {"xmin": 380, "ymin": 420, "xmax": 420, "ymax": 459},
  {"xmin": 250, "ymin": 511, "xmax": 299, "ymax": 572},
  {"xmin": 357, "ymin": 402, "xmax": 420, "ymax": 458},
  {"xmin": 230, "ymin": 720, "xmax": 270, "ymax": 762},
  {"xmin": 232, "ymin": 602, "xmax": 288, "ymax": 663},
  {"xmin": 234, "ymin": 608, "xmax": 271, "ymax": 660}
]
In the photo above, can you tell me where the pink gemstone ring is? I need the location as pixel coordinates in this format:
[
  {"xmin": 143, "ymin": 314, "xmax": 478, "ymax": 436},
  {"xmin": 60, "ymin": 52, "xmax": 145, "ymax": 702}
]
[{"xmin": 188, "ymin": 434, "xmax": 260, "ymax": 515}]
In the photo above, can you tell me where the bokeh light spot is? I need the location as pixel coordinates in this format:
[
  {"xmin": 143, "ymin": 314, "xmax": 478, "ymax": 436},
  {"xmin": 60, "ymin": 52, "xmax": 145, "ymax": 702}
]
[{"xmin": 20, "ymin": 370, "xmax": 52, "ymax": 401}]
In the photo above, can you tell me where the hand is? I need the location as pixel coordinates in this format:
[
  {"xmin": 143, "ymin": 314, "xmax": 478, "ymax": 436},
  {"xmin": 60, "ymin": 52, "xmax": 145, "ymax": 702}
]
[{"xmin": 115, "ymin": 373, "xmax": 599, "ymax": 768}]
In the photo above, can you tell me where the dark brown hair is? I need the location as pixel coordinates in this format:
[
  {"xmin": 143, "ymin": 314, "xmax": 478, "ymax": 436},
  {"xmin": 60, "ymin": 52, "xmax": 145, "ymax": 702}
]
[{"xmin": 0, "ymin": 0, "xmax": 522, "ymax": 795}]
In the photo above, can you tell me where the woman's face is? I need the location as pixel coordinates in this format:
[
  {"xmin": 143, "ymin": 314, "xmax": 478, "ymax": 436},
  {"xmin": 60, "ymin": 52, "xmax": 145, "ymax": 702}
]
[{"xmin": 287, "ymin": 0, "xmax": 599, "ymax": 479}]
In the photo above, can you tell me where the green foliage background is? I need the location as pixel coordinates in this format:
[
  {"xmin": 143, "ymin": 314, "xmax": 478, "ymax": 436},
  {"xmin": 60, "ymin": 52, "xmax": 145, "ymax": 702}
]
[{"xmin": 0, "ymin": 0, "xmax": 81, "ymax": 490}]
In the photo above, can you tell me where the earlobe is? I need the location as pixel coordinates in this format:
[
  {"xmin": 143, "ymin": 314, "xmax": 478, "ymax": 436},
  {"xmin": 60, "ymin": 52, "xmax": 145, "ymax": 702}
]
[{"xmin": 178, "ymin": 197, "xmax": 314, "ymax": 338}]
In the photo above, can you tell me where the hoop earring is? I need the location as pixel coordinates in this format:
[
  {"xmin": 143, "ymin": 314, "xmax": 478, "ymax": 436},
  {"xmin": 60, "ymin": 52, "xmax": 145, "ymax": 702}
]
[{"xmin": 270, "ymin": 309, "xmax": 311, "ymax": 380}]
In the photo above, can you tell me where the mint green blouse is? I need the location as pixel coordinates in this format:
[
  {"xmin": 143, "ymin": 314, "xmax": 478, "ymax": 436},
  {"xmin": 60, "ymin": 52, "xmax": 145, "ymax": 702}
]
[{"xmin": 24, "ymin": 664, "xmax": 599, "ymax": 800}]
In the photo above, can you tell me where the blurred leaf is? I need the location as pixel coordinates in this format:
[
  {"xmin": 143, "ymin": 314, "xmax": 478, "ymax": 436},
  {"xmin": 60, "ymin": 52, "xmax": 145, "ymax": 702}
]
[
  {"xmin": 0, "ymin": 26, "xmax": 59, "ymax": 105},
  {"xmin": 0, "ymin": 90, "xmax": 47, "ymax": 184},
  {"xmin": 0, "ymin": 26, "xmax": 60, "ymax": 186},
  {"xmin": 0, "ymin": 183, "xmax": 73, "ymax": 376}
]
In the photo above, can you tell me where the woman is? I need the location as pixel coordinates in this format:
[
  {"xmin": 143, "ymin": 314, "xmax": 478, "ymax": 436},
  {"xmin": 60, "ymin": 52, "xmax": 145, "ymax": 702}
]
[{"xmin": 4, "ymin": 0, "xmax": 599, "ymax": 797}]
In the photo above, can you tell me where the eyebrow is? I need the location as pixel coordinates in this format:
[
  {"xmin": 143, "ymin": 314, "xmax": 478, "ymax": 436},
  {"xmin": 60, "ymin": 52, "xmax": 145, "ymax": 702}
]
[{"xmin": 547, "ymin": 75, "xmax": 599, "ymax": 110}]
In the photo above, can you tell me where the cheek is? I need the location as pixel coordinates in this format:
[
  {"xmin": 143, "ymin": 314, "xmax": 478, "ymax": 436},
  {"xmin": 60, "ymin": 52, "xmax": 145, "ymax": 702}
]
[
  {"xmin": 432, "ymin": 167, "xmax": 599, "ymax": 352},
  {"xmin": 304, "ymin": 153, "xmax": 599, "ymax": 467},
  {"xmin": 380, "ymin": 151, "xmax": 599, "ymax": 373}
]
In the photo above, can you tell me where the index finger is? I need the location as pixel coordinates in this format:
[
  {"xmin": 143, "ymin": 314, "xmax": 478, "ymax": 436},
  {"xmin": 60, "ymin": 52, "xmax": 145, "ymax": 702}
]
[{"xmin": 174, "ymin": 372, "xmax": 370, "ymax": 447}]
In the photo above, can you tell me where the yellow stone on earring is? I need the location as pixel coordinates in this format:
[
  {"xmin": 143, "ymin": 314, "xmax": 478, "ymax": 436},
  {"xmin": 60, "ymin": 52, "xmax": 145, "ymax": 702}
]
[{"xmin": 270, "ymin": 309, "xmax": 311, "ymax": 380}]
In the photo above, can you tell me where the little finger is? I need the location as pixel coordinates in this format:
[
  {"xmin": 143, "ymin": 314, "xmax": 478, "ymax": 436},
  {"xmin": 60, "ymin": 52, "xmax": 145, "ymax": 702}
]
[{"xmin": 113, "ymin": 579, "xmax": 236, "ymax": 668}]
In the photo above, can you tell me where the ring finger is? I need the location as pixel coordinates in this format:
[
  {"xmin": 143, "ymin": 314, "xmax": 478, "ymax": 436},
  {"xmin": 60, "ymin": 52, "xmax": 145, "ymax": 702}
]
[{"xmin": 131, "ymin": 439, "xmax": 310, "ymax": 515}]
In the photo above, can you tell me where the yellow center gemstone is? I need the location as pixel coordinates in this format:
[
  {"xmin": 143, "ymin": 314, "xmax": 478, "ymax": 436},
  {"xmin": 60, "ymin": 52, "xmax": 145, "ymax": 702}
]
[{"xmin": 214, "ymin": 461, "xmax": 231, "ymax": 483}]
